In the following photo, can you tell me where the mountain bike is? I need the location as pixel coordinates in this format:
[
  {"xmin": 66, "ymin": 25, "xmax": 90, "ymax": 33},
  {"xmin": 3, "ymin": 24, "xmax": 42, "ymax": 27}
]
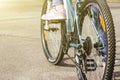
[{"xmin": 41, "ymin": 0, "xmax": 116, "ymax": 80}]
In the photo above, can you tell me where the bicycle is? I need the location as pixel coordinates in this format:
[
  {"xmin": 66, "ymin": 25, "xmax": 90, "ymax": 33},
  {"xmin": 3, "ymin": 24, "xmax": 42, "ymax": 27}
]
[{"xmin": 41, "ymin": 0, "xmax": 116, "ymax": 80}]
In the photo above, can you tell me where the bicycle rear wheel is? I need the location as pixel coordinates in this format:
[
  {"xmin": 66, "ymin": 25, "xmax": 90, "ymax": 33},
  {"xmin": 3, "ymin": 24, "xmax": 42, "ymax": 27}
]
[
  {"xmin": 41, "ymin": 0, "xmax": 66, "ymax": 65},
  {"xmin": 77, "ymin": 0, "xmax": 116, "ymax": 80}
]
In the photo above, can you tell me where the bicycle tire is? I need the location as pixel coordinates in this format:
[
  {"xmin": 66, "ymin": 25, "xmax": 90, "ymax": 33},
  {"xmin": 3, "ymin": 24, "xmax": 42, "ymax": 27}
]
[
  {"xmin": 77, "ymin": 0, "xmax": 116, "ymax": 80},
  {"xmin": 41, "ymin": 0, "xmax": 66, "ymax": 65}
]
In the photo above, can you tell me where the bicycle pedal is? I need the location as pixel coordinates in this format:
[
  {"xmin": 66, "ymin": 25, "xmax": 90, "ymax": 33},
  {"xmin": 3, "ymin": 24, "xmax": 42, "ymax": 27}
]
[{"xmin": 86, "ymin": 59, "xmax": 97, "ymax": 71}]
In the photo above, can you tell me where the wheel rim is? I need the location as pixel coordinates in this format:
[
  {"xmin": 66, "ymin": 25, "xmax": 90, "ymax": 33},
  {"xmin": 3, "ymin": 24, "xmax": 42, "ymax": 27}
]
[
  {"xmin": 79, "ymin": 4, "xmax": 107, "ymax": 80},
  {"xmin": 41, "ymin": 0, "xmax": 63, "ymax": 62},
  {"xmin": 42, "ymin": 22, "xmax": 62, "ymax": 62}
]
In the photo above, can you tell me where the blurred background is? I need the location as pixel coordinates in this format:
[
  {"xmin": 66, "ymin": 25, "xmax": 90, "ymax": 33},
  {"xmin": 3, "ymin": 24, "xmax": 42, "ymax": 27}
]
[
  {"xmin": 0, "ymin": 0, "xmax": 42, "ymax": 7},
  {"xmin": 0, "ymin": 0, "xmax": 120, "ymax": 39},
  {"xmin": 0, "ymin": 0, "xmax": 43, "ymax": 38},
  {"xmin": 0, "ymin": 0, "xmax": 120, "ymax": 38}
]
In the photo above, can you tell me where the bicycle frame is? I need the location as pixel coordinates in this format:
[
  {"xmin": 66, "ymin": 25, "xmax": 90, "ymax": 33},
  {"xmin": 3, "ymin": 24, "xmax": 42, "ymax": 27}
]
[
  {"xmin": 41, "ymin": 0, "xmax": 116, "ymax": 79},
  {"xmin": 63, "ymin": 0, "xmax": 84, "ymax": 46}
]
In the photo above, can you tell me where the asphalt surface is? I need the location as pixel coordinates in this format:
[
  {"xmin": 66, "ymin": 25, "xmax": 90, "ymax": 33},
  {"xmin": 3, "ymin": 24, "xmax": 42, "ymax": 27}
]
[{"xmin": 0, "ymin": 3, "xmax": 120, "ymax": 80}]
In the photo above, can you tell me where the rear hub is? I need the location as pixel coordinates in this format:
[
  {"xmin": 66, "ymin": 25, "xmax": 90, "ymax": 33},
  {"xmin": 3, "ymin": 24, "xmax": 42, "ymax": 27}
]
[{"xmin": 83, "ymin": 37, "xmax": 92, "ymax": 56}]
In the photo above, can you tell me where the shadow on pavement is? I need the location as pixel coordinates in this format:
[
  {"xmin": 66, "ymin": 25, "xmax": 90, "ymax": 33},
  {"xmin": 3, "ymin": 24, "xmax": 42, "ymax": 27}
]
[
  {"xmin": 59, "ymin": 51, "xmax": 120, "ymax": 79},
  {"xmin": 114, "ymin": 52, "xmax": 120, "ymax": 80},
  {"xmin": 114, "ymin": 71, "xmax": 120, "ymax": 80},
  {"xmin": 59, "ymin": 57, "xmax": 75, "ymax": 68}
]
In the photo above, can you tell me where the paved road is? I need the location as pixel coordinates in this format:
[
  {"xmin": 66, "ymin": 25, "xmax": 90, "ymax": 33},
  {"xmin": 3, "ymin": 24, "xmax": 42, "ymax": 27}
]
[{"xmin": 0, "ymin": 3, "xmax": 120, "ymax": 80}]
